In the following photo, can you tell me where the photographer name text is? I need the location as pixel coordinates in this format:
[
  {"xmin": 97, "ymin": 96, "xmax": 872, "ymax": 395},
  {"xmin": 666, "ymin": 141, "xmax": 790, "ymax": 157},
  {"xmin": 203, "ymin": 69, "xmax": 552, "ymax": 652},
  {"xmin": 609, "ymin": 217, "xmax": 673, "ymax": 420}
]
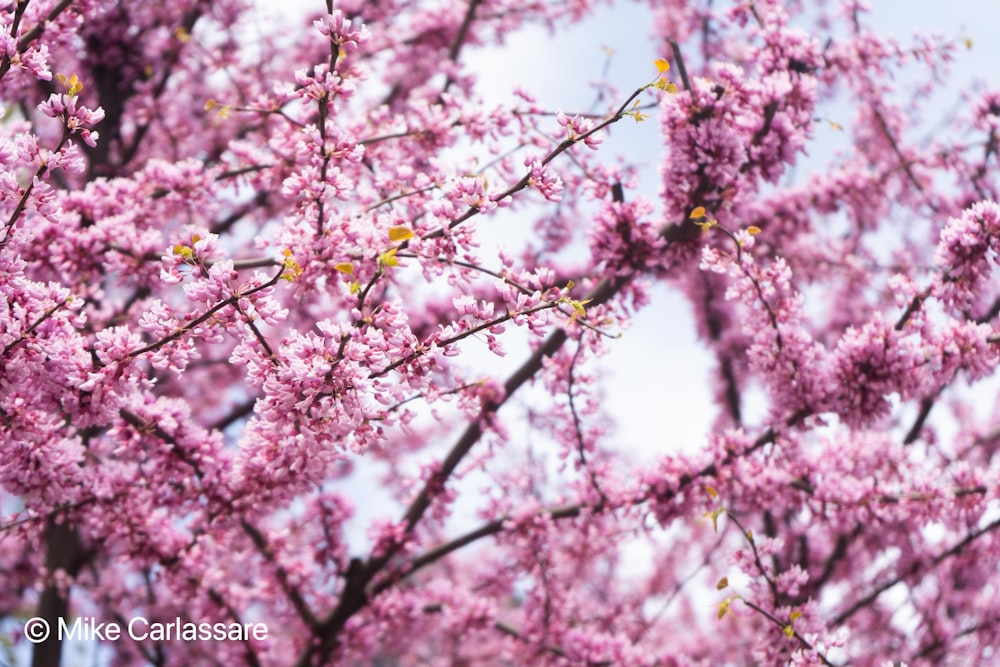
[{"xmin": 24, "ymin": 616, "xmax": 268, "ymax": 643}]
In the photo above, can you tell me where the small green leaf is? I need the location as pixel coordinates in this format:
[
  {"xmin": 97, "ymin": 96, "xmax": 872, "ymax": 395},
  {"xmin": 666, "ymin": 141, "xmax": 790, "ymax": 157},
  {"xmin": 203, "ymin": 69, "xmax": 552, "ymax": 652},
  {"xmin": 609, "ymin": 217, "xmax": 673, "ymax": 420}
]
[{"xmin": 702, "ymin": 507, "xmax": 724, "ymax": 533}]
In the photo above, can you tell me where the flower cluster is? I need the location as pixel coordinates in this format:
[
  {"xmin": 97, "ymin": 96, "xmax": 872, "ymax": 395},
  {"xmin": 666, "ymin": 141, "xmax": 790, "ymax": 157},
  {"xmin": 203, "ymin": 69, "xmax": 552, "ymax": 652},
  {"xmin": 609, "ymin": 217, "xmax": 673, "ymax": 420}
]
[
  {"xmin": 933, "ymin": 200, "xmax": 1000, "ymax": 309},
  {"xmin": 2, "ymin": 0, "xmax": 1000, "ymax": 665},
  {"xmin": 524, "ymin": 156, "xmax": 563, "ymax": 202},
  {"xmin": 39, "ymin": 89, "xmax": 105, "ymax": 147},
  {"xmin": 0, "ymin": 32, "xmax": 52, "ymax": 81},
  {"xmin": 314, "ymin": 10, "xmax": 371, "ymax": 51}
]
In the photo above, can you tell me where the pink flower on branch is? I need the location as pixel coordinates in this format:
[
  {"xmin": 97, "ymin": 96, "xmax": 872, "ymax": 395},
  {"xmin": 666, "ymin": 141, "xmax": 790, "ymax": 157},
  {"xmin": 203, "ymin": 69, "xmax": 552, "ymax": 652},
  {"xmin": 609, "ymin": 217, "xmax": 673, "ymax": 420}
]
[{"xmin": 1, "ymin": 1, "xmax": 1000, "ymax": 666}]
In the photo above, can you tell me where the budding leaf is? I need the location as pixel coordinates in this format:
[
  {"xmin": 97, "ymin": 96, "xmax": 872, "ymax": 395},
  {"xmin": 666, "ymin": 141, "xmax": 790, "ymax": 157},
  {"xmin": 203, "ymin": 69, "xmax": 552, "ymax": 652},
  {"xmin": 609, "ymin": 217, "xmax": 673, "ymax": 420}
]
[
  {"xmin": 56, "ymin": 73, "xmax": 83, "ymax": 95},
  {"xmin": 703, "ymin": 508, "xmax": 724, "ymax": 533},
  {"xmin": 281, "ymin": 249, "xmax": 303, "ymax": 281},
  {"xmin": 566, "ymin": 298, "xmax": 593, "ymax": 324},
  {"xmin": 379, "ymin": 247, "xmax": 400, "ymax": 267},
  {"xmin": 388, "ymin": 226, "xmax": 414, "ymax": 242}
]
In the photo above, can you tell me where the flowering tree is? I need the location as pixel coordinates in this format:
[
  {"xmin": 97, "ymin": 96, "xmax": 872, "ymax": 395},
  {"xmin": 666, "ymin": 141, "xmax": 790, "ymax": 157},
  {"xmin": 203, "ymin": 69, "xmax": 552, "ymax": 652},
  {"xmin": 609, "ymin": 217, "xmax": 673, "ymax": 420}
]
[{"xmin": 2, "ymin": 0, "xmax": 1000, "ymax": 665}]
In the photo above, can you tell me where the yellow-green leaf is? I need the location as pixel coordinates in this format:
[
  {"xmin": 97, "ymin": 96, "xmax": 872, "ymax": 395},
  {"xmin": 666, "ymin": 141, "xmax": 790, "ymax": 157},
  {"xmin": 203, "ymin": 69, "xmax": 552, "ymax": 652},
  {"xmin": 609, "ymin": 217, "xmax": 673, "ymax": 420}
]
[
  {"xmin": 379, "ymin": 247, "xmax": 399, "ymax": 267},
  {"xmin": 789, "ymin": 610, "xmax": 803, "ymax": 621},
  {"xmin": 702, "ymin": 507, "xmax": 724, "ymax": 533},
  {"xmin": 718, "ymin": 599, "xmax": 730, "ymax": 620},
  {"xmin": 690, "ymin": 206, "xmax": 707, "ymax": 219},
  {"xmin": 783, "ymin": 625, "xmax": 794, "ymax": 637},
  {"xmin": 629, "ymin": 109, "xmax": 649, "ymax": 123},
  {"xmin": 56, "ymin": 73, "xmax": 83, "ymax": 95},
  {"xmin": 654, "ymin": 58, "xmax": 670, "ymax": 73},
  {"xmin": 334, "ymin": 262, "xmax": 354, "ymax": 275},
  {"xmin": 567, "ymin": 298, "xmax": 593, "ymax": 324},
  {"xmin": 716, "ymin": 577, "xmax": 729, "ymax": 590},
  {"xmin": 281, "ymin": 250, "xmax": 303, "ymax": 281},
  {"xmin": 388, "ymin": 226, "xmax": 414, "ymax": 242},
  {"xmin": 706, "ymin": 486, "xmax": 718, "ymax": 499},
  {"xmin": 747, "ymin": 226, "xmax": 761, "ymax": 235}
]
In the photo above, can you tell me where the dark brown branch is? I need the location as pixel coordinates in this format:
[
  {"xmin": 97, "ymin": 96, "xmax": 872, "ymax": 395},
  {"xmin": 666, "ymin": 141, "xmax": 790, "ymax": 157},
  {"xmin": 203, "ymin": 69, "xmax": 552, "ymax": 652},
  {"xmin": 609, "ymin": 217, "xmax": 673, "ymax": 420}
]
[
  {"xmin": 373, "ymin": 503, "xmax": 584, "ymax": 597},
  {"xmin": 125, "ymin": 268, "xmax": 283, "ymax": 361},
  {"xmin": 567, "ymin": 340, "xmax": 608, "ymax": 504},
  {"xmin": 205, "ymin": 588, "xmax": 263, "ymax": 667},
  {"xmin": 209, "ymin": 397, "xmax": 258, "ymax": 432},
  {"xmin": 448, "ymin": 0, "xmax": 482, "ymax": 62},
  {"xmin": 833, "ymin": 516, "xmax": 1000, "ymax": 625},
  {"xmin": 383, "ymin": 421, "xmax": 789, "ymax": 594},
  {"xmin": 240, "ymin": 521, "xmax": 319, "ymax": 630},
  {"xmin": 210, "ymin": 191, "xmax": 269, "ymax": 235},
  {"xmin": 903, "ymin": 393, "xmax": 937, "ymax": 445},
  {"xmin": 669, "ymin": 39, "xmax": 692, "ymax": 92},
  {"xmin": 872, "ymin": 105, "xmax": 927, "ymax": 199},
  {"xmin": 31, "ymin": 517, "xmax": 89, "ymax": 667},
  {"xmin": 116, "ymin": 5, "xmax": 205, "ymax": 170},
  {"xmin": 741, "ymin": 599, "xmax": 837, "ymax": 666},
  {"xmin": 304, "ymin": 277, "xmax": 624, "ymax": 665}
]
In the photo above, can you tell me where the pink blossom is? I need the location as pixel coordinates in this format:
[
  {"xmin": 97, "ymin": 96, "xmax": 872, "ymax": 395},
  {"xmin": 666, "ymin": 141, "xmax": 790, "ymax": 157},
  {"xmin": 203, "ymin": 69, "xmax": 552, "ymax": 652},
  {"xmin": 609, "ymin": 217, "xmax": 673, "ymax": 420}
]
[{"xmin": 1, "ymin": 1, "xmax": 1000, "ymax": 665}]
